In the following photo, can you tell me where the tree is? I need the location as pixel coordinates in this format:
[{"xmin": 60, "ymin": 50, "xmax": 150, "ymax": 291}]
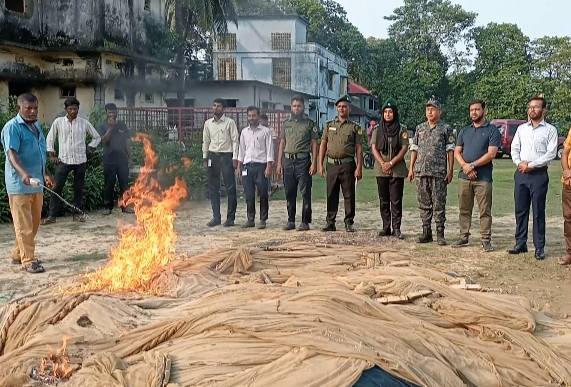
[
  {"xmin": 531, "ymin": 36, "xmax": 571, "ymax": 81},
  {"xmin": 386, "ymin": 0, "xmax": 476, "ymax": 71},
  {"xmin": 165, "ymin": 0, "xmax": 238, "ymax": 104}
]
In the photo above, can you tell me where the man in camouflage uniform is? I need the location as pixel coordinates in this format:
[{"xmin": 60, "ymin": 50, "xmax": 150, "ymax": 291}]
[
  {"xmin": 318, "ymin": 95, "xmax": 363, "ymax": 232},
  {"xmin": 276, "ymin": 96, "xmax": 318, "ymax": 231},
  {"xmin": 408, "ymin": 96, "xmax": 455, "ymax": 245}
]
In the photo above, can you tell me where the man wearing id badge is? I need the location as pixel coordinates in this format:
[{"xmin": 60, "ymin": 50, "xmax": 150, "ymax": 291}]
[
  {"xmin": 318, "ymin": 95, "xmax": 363, "ymax": 232},
  {"xmin": 202, "ymin": 98, "xmax": 239, "ymax": 227},
  {"xmin": 237, "ymin": 106, "xmax": 274, "ymax": 229}
]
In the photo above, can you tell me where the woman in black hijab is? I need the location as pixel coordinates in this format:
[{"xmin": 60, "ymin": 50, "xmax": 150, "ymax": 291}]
[{"xmin": 371, "ymin": 98, "xmax": 409, "ymax": 239}]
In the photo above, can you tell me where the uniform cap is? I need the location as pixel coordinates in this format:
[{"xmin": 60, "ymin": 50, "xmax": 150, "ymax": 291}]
[
  {"xmin": 335, "ymin": 95, "xmax": 351, "ymax": 106},
  {"xmin": 426, "ymin": 95, "xmax": 441, "ymax": 109}
]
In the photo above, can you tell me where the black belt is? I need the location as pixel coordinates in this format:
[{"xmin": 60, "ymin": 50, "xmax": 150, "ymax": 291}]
[
  {"xmin": 327, "ymin": 156, "xmax": 354, "ymax": 165},
  {"xmin": 285, "ymin": 152, "xmax": 310, "ymax": 160}
]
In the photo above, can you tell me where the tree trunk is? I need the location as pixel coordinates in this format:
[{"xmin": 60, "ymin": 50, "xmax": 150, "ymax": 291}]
[{"xmin": 175, "ymin": 0, "xmax": 185, "ymax": 108}]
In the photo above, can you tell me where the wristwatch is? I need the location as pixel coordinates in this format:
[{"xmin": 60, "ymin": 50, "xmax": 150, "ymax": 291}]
[{"xmin": 469, "ymin": 162, "xmax": 475, "ymax": 169}]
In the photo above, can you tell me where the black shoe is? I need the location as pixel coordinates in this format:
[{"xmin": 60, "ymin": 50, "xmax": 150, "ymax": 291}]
[
  {"xmin": 297, "ymin": 223, "xmax": 310, "ymax": 231},
  {"xmin": 482, "ymin": 240, "xmax": 495, "ymax": 252},
  {"xmin": 322, "ymin": 224, "xmax": 336, "ymax": 232},
  {"xmin": 345, "ymin": 224, "xmax": 356, "ymax": 233},
  {"xmin": 377, "ymin": 229, "xmax": 391, "ymax": 237},
  {"xmin": 23, "ymin": 261, "xmax": 45, "ymax": 274},
  {"xmin": 393, "ymin": 229, "xmax": 404, "ymax": 240},
  {"xmin": 257, "ymin": 220, "xmax": 267, "ymax": 229},
  {"xmin": 508, "ymin": 245, "xmax": 528, "ymax": 254},
  {"xmin": 535, "ymin": 250, "xmax": 545, "ymax": 260},
  {"xmin": 102, "ymin": 209, "xmax": 112, "ymax": 216},
  {"xmin": 283, "ymin": 222, "xmax": 296, "ymax": 231},
  {"xmin": 417, "ymin": 227, "xmax": 433, "ymax": 243},
  {"xmin": 207, "ymin": 219, "xmax": 221, "ymax": 227},
  {"xmin": 223, "ymin": 219, "xmax": 235, "ymax": 227},
  {"xmin": 452, "ymin": 238, "xmax": 469, "ymax": 248},
  {"xmin": 41, "ymin": 217, "xmax": 56, "ymax": 225},
  {"xmin": 242, "ymin": 220, "xmax": 255, "ymax": 228}
]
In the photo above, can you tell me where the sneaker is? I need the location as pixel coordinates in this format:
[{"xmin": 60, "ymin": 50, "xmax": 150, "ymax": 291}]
[
  {"xmin": 41, "ymin": 217, "xmax": 56, "ymax": 225},
  {"xmin": 242, "ymin": 220, "xmax": 255, "ymax": 228},
  {"xmin": 482, "ymin": 240, "xmax": 495, "ymax": 252},
  {"xmin": 207, "ymin": 218, "xmax": 221, "ymax": 227},
  {"xmin": 23, "ymin": 261, "xmax": 45, "ymax": 274},
  {"xmin": 223, "ymin": 219, "xmax": 235, "ymax": 227},
  {"xmin": 297, "ymin": 223, "xmax": 310, "ymax": 231},
  {"xmin": 283, "ymin": 222, "xmax": 296, "ymax": 231},
  {"xmin": 452, "ymin": 238, "xmax": 469, "ymax": 248},
  {"xmin": 257, "ymin": 220, "xmax": 267, "ymax": 229},
  {"xmin": 322, "ymin": 224, "xmax": 336, "ymax": 232},
  {"xmin": 73, "ymin": 213, "xmax": 87, "ymax": 222},
  {"xmin": 102, "ymin": 209, "xmax": 112, "ymax": 216}
]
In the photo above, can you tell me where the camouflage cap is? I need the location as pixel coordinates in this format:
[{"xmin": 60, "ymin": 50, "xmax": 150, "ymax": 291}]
[
  {"xmin": 335, "ymin": 95, "xmax": 351, "ymax": 106},
  {"xmin": 426, "ymin": 95, "xmax": 441, "ymax": 109}
]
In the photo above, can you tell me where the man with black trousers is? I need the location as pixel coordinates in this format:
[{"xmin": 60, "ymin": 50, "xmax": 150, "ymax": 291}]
[
  {"xmin": 97, "ymin": 103, "xmax": 133, "ymax": 215},
  {"xmin": 202, "ymin": 98, "xmax": 239, "ymax": 227},
  {"xmin": 509, "ymin": 96, "xmax": 558, "ymax": 260},
  {"xmin": 44, "ymin": 97, "xmax": 100, "ymax": 223},
  {"xmin": 276, "ymin": 96, "xmax": 318, "ymax": 231},
  {"xmin": 237, "ymin": 106, "xmax": 274, "ymax": 229}
]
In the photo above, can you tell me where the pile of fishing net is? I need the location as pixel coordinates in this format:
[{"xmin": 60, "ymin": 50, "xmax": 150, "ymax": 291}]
[{"xmin": 1, "ymin": 242, "xmax": 571, "ymax": 386}]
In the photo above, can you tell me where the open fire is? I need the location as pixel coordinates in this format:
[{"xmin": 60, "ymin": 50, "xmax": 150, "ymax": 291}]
[
  {"xmin": 82, "ymin": 133, "xmax": 188, "ymax": 293},
  {"xmin": 31, "ymin": 337, "xmax": 73, "ymax": 384}
]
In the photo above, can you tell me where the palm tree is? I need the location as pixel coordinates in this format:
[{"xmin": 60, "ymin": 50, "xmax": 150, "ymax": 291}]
[{"xmin": 165, "ymin": 0, "xmax": 238, "ymax": 105}]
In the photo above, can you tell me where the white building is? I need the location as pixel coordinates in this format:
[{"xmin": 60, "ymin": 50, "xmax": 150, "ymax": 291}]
[{"xmin": 212, "ymin": 15, "xmax": 348, "ymax": 126}]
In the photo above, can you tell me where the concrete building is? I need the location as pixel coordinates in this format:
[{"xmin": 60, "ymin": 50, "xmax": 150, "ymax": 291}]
[
  {"xmin": 348, "ymin": 81, "xmax": 379, "ymax": 129},
  {"xmin": 212, "ymin": 15, "xmax": 348, "ymax": 126},
  {"xmin": 0, "ymin": 0, "xmax": 177, "ymax": 122}
]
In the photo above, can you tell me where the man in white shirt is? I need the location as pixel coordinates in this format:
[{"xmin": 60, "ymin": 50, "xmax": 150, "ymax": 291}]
[
  {"xmin": 237, "ymin": 106, "xmax": 274, "ymax": 229},
  {"xmin": 202, "ymin": 98, "xmax": 239, "ymax": 227},
  {"xmin": 509, "ymin": 96, "xmax": 558, "ymax": 260},
  {"xmin": 43, "ymin": 97, "xmax": 101, "ymax": 224}
]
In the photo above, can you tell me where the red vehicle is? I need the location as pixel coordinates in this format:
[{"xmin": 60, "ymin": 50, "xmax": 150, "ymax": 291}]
[{"xmin": 491, "ymin": 119, "xmax": 566, "ymax": 160}]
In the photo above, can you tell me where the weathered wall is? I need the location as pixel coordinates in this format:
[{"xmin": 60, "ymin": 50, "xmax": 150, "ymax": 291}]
[
  {"xmin": 0, "ymin": 0, "xmax": 164, "ymax": 54},
  {"xmin": 34, "ymin": 84, "xmax": 95, "ymax": 123}
]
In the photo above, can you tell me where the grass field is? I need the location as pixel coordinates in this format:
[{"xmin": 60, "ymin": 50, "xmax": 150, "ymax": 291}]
[{"xmin": 273, "ymin": 158, "xmax": 565, "ymax": 217}]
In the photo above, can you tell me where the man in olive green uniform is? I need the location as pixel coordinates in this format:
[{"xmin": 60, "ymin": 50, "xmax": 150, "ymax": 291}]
[
  {"xmin": 276, "ymin": 96, "xmax": 318, "ymax": 231},
  {"xmin": 408, "ymin": 96, "xmax": 455, "ymax": 245},
  {"xmin": 371, "ymin": 98, "xmax": 409, "ymax": 239},
  {"xmin": 318, "ymin": 95, "xmax": 363, "ymax": 232}
]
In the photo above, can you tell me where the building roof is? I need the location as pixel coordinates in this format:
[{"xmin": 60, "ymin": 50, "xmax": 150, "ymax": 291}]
[
  {"xmin": 348, "ymin": 81, "xmax": 372, "ymax": 96},
  {"xmin": 236, "ymin": 15, "xmax": 309, "ymax": 26},
  {"xmin": 187, "ymin": 80, "xmax": 317, "ymax": 99}
]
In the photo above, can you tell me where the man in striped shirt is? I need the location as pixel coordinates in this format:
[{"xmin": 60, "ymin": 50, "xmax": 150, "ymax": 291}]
[{"xmin": 43, "ymin": 97, "xmax": 101, "ymax": 224}]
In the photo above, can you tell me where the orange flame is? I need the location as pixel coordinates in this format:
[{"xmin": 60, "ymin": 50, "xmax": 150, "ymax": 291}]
[
  {"xmin": 82, "ymin": 133, "xmax": 188, "ymax": 292},
  {"xmin": 36, "ymin": 337, "xmax": 73, "ymax": 383}
]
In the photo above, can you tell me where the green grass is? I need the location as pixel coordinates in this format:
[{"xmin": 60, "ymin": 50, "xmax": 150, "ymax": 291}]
[{"xmin": 273, "ymin": 158, "xmax": 565, "ymax": 217}]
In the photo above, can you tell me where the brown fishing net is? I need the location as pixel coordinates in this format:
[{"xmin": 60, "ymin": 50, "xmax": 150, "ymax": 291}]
[{"xmin": 1, "ymin": 242, "xmax": 570, "ymax": 387}]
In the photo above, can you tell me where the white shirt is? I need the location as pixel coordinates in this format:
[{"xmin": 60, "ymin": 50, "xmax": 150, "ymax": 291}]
[
  {"xmin": 46, "ymin": 116, "xmax": 101, "ymax": 164},
  {"xmin": 202, "ymin": 114, "xmax": 239, "ymax": 159},
  {"xmin": 511, "ymin": 120, "xmax": 558, "ymax": 168},
  {"xmin": 238, "ymin": 124, "xmax": 274, "ymax": 164}
]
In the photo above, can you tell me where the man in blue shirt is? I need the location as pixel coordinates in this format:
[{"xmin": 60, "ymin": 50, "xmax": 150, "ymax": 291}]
[
  {"xmin": 453, "ymin": 99, "xmax": 500, "ymax": 252},
  {"xmin": 1, "ymin": 93, "xmax": 53, "ymax": 273}
]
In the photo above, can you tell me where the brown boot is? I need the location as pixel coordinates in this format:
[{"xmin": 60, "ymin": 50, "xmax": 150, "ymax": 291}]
[{"xmin": 417, "ymin": 226, "xmax": 432, "ymax": 243}]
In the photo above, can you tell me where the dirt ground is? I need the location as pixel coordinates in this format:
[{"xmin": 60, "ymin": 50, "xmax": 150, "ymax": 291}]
[{"xmin": 1, "ymin": 199, "xmax": 571, "ymax": 315}]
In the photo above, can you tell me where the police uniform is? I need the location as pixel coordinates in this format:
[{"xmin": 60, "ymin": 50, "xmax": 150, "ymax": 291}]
[
  {"xmin": 410, "ymin": 97, "xmax": 455, "ymax": 243},
  {"xmin": 281, "ymin": 115, "xmax": 318, "ymax": 227},
  {"xmin": 323, "ymin": 96, "xmax": 363, "ymax": 230},
  {"xmin": 372, "ymin": 98, "xmax": 409, "ymax": 237}
]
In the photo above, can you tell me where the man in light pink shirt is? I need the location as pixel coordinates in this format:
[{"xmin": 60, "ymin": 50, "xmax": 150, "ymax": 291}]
[{"xmin": 237, "ymin": 106, "xmax": 274, "ymax": 229}]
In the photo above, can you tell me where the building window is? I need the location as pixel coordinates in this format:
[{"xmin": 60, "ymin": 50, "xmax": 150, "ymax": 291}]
[
  {"xmin": 218, "ymin": 57, "xmax": 237, "ymax": 80},
  {"xmin": 272, "ymin": 58, "xmax": 291, "ymax": 89},
  {"xmin": 60, "ymin": 86, "xmax": 76, "ymax": 98},
  {"xmin": 144, "ymin": 93, "xmax": 154, "ymax": 103},
  {"xmin": 369, "ymin": 98, "xmax": 374, "ymax": 110},
  {"xmin": 262, "ymin": 102, "xmax": 276, "ymax": 110},
  {"xmin": 144, "ymin": 0, "xmax": 150, "ymax": 11},
  {"xmin": 5, "ymin": 0, "xmax": 25, "ymax": 13},
  {"xmin": 114, "ymin": 88, "xmax": 124, "ymax": 100},
  {"xmin": 327, "ymin": 71, "xmax": 336, "ymax": 91},
  {"xmin": 271, "ymin": 33, "xmax": 291, "ymax": 50},
  {"xmin": 217, "ymin": 33, "xmax": 237, "ymax": 51}
]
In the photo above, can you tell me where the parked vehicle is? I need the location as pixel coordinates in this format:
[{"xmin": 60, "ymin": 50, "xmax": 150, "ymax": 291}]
[{"xmin": 491, "ymin": 119, "xmax": 566, "ymax": 160}]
